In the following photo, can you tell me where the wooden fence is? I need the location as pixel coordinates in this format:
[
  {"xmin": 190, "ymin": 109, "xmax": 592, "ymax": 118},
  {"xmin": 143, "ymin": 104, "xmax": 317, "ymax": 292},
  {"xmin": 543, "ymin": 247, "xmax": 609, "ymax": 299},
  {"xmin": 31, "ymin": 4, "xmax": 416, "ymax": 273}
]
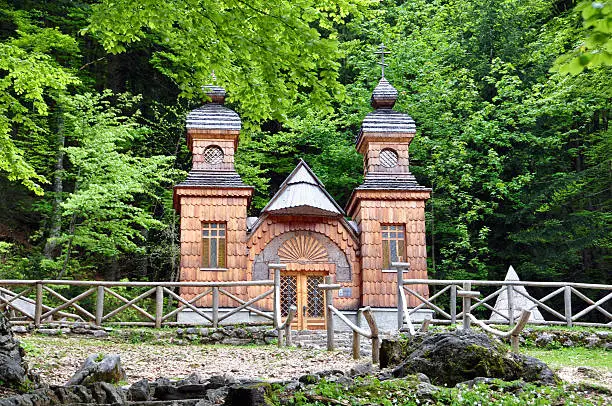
[
  {"xmin": 0, "ymin": 275, "xmax": 291, "ymax": 332},
  {"xmin": 393, "ymin": 263, "xmax": 612, "ymax": 329}
]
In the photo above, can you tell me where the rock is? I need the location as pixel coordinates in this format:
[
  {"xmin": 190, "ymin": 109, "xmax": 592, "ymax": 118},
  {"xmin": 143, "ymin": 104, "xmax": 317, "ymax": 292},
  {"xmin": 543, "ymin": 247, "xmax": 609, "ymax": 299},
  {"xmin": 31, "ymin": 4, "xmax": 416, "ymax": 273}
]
[
  {"xmin": 154, "ymin": 384, "xmax": 181, "ymax": 400},
  {"xmin": 177, "ymin": 372, "xmax": 203, "ymax": 386},
  {"xmin": 0, "ymin": 312, "xmax": 29, "ymax": 387},
  {"xmin": 37, "ymin": 328, "xmax": 61, "ymax": 335},
  {"xmin": 387, "ymin": 330, "xmax": 558, "ymax": 386},
  {"xmin": 128, "ymin": 378, "xmax": 151, "ymax": 401},
  {"xmin": 335, "ymin": 375, "xmax": 354, "ymax": 387},
  {"xmin": 416, "ymin": 373, "xmax": 430, "ymax": 383},
  {"xmin": 298, "ymin": 374, "xmax": 319, "ymax": 385},
  {"xmin": 416, "ymin": 382, "xmax": 439, "ymax": 399},
  {"xmin": 10, "ymin": 326, "xmax": 27, "ymax": 334},
  {"xmin": 207, "ymin": 374, "xmax": 236, "ymax": 389},
  {"xmin": 317, "ymin": 369, "xmax": 344, "ymax": 379},
  {"xmin": 380, "ymin": 337, "xmax": 405, "ymax": 368},
  {"xmin": 585, "ymin": 335, "xmax": 600, "ymax": 347},
  {"xmin": 207, "ymin": 386, "xmax": 229, "ymax": 403},
  {"xmin": 562, "ymin": 338, "xmax": 574, "ymax": 347},
  {"xmin": 224, "ymin": 383, "xmax": 271, "ymax": 406},
  {"xmin": 577, "ymin": 366, "xmax": 601, "ymax": 379},
  {"xmin": 91, "ymin": 381, "xmax": 125, "ymax": 404},
  {"xmin": 92, "ymin": 330, "xmax": 108, "ymax": 338},
  {"xmin": 222, "ymin": 338, "xmax": 252, "ymax": 346},
  {"xmin": 176, "ymin": 384, "xmax": 210, "ymax": 399},
  {"xmin": 349, "ymin": 362, "xmax": 372, "ymax": 377},
  {"xmin": 535, "ymin": 332, "xmax": 554, "ymax": 347},
  {"xmin": 67, "ymin": 353, "xmax": 126, "ymax": 386}
]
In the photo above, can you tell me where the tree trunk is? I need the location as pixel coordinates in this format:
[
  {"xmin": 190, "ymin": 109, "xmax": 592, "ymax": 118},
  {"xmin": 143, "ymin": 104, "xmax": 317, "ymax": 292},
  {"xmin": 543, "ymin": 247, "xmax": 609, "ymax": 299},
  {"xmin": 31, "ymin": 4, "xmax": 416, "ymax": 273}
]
[{"xmin": 44, "ymin": 105, "xmax": 65, "ymax": 258}]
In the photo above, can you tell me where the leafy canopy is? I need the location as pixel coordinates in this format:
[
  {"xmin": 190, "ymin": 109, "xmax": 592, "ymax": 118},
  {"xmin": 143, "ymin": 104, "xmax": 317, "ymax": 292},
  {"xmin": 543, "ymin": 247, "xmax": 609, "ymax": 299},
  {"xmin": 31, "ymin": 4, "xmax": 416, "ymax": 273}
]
[
  {"xmin": 87, "ymin": 0, "xmax": 374, "ymax": 123},
  {"xmin": 0, "ymin": 5, "xmax": 79, "ymax": 194}
]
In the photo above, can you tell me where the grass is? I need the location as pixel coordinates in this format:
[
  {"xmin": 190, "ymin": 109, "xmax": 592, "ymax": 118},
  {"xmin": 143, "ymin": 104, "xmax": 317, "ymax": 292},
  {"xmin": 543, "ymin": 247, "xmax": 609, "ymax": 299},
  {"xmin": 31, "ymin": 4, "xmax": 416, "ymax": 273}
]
[
  {"xmin": 279, "ymin": 376, "xmax": 611, "ymax": 406},
  {"xmin": 523, "ymin": 347, "xmax": 611, "ymax": 370}
]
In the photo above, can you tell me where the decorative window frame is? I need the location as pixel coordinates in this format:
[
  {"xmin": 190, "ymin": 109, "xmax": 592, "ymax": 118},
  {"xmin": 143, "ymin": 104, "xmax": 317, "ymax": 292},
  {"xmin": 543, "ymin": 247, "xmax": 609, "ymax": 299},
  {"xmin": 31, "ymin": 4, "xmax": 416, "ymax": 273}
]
[
  {"xmin": 200, "ymin": 222, "xmax": 228, "ymax": 271},
  {"xmin": 381, "ymin": 224, "xmax": 406, "ymax": 271}
]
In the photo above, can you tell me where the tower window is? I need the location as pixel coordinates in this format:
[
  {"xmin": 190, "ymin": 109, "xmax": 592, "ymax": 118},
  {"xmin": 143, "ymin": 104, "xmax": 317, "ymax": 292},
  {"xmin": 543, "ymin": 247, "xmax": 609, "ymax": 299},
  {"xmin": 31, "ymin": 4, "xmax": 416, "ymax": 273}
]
[
  {"xmin": 382, "ymin": 225, "xmax": 406, "ymax": 269},
  {"xmin": 201, "ymin": 223, "xmax": 226, "ymax": 268},
  {"xmin": 203, "ymin": 146, "xmax": 224, "ymax": 164},
  {"xmin": 380, "ymin": 148, "xmax": 398, "ymax": 168}
]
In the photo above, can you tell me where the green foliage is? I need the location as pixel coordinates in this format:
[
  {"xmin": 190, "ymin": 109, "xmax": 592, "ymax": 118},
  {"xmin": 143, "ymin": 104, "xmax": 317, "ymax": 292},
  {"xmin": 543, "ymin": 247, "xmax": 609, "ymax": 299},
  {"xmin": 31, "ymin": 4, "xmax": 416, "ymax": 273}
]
[
  {"xmin": 0, "ymin": 3, "xmax": 79, "ymax": 194},
  {"xmin": 555, "ymin": 1, "xmax": 612, "ymax": 74},
  {"xmin": 283, "ymin": 377, "xmax": 605, "ymax": 406},
  {"xmin": 86, "ymin": 0, "xmax": 374, "ymax": 123},
  {"xmin": 53, "ymin": 92, "xmax": 181, "ymax": 259},
  {"xmin": 283, "ymin": 376, "xmax": 609, "ymax": 405},
  {"xmin": 525, "ymin": 347, "xmax": 612, "ymax": 370}
]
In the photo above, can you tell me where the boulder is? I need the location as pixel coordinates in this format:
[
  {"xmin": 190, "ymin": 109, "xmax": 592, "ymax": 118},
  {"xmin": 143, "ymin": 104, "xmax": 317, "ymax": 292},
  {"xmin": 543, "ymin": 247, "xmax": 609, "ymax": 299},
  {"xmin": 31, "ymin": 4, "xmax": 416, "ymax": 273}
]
[
  {"xmin": 382, "ymin": 330, "xmax": 558, "ymax": 386},
  {"xmin": 66, "ymin": 354, "xmax": 126, "ymax": 386},
  {"xmin": 224, "ymin": 382, "xmax": 271, "ymax": 406},
  {"xmin": 127, "ymin": 378, "xmax": 151, "ymax": 401},
  {"xmin": 0, "ymin": 312, "xmax": 28, "ymax": 387}
]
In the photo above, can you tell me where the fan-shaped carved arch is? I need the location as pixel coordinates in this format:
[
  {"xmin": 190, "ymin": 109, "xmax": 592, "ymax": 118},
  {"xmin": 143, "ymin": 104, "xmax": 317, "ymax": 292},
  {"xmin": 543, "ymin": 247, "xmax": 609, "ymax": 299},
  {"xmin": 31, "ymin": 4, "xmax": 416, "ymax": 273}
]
[{"xmin": 278, "ymin": 235, "xmax": 328, "ymax": 263}]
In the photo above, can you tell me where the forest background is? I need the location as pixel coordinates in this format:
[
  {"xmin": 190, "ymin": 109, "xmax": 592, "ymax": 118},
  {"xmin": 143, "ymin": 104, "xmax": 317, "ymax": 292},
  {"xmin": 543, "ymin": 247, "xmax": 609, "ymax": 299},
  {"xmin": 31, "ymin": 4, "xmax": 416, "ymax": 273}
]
[{"xmin": 0, "ymin": 0, "xmax": 609, "ymax": 287}]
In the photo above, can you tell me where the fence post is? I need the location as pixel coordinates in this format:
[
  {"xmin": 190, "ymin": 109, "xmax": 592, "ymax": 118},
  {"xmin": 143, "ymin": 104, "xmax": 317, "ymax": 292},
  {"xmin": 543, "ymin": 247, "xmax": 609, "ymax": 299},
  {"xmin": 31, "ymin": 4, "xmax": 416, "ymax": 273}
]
[
  {"xmin": 34, "ymin": 282, "xmax": 43, "ymax": 327},
  {"xmin": 462, "ymin": 281, "xmax": 471, "ymax": 330},
  {"xmin": 212, "ymin": 287, "xmax": 219, "ymax": 328},
  {"xmin": 564, "ymin": 285, "xmax": 573, "ymax": 327},
  {"xmin": 450, "ymin": 285, "xmax": 457, "ymax": 325},
  {"xmin": 363, "ymin": 307, "xmax": 379, "ymax": 364},
  {"xmin": 95, "ymin": 286, "xmax": 105, "ymax": 326},
  {"xmin": 325, "ymin": 275, "xmax": 334, "ymax": 351},
  {"xmin": 155, "ymin": 286, "xmax": 163, "ymax": 329},
  {"xmin": 507, "ymin": 285, "xmax": 515, "ymax": 327},
  {"xmin": 397, "ymin": 265, "xmax": 404, "ymax": 330},
  {"xmin": 353, "ymin": 309, "xmax": 362, "ymax": 360}
]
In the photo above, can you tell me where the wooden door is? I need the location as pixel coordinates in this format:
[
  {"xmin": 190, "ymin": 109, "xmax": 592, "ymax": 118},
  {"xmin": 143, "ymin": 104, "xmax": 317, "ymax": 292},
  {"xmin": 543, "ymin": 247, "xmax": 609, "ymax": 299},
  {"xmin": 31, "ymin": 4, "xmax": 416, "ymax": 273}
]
[{"xmin": 280, "ymin": 272, "xmax": 326, "ymax": 330}]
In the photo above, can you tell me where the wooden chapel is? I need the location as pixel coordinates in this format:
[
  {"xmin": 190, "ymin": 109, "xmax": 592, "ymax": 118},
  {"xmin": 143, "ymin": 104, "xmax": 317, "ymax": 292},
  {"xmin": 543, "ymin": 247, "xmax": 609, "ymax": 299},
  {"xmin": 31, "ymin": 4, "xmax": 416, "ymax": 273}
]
[{"xmin": 173, "ymin": 74, "xmax": 431, "ymax": 329}]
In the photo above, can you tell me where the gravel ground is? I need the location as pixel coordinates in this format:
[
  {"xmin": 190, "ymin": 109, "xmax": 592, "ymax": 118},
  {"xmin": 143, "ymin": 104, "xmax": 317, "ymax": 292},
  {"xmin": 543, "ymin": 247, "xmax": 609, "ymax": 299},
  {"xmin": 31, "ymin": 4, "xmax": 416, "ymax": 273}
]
[
  {"xmin": 17, "ymin": 335, "xmax": 612, "ymax": 390},
  {"xmin": 557, "ymin": 367, "xmax": 612, "ymax": 390},
  {"xmin": 20, "ymin": 335, "xmax": 363, "ymax": 386}
]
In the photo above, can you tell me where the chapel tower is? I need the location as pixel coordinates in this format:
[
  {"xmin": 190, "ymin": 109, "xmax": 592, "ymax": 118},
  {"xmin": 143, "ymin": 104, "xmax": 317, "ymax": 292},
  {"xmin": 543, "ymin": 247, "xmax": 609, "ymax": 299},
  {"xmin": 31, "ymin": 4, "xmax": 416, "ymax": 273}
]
[
  {"xmin": 346, "ymin": 59, "xmax": 431, "ymax": 308},
  {"xmin": 173, "ymin": 86, "xmax": 253, "ymax": 303}
]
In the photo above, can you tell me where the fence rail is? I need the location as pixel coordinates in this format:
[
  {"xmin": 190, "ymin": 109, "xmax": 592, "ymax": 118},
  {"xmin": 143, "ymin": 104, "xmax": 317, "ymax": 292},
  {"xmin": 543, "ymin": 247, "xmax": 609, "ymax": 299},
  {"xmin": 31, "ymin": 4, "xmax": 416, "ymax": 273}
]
[
  {"xmin": 393, "ymin": 264, "xmax": 612, "ymax": 329},
  {"xmin": 0, "ymin": 275, "xmax": 296, "ymax": 335}
]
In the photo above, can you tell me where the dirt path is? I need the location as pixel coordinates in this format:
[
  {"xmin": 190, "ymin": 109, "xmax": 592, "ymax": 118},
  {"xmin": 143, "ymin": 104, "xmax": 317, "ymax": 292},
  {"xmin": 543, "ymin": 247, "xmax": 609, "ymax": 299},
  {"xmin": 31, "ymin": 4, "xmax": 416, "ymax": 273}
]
[{"xmin": 21, "ymin": 335, "xmax": 363, "ymax": 385}]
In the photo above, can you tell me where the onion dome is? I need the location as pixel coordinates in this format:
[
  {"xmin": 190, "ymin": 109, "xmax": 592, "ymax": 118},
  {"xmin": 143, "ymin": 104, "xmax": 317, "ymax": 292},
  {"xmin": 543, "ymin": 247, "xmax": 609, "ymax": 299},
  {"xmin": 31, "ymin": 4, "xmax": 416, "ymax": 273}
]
[
  {"xmin": 361, "ymin": 109, "xmax": 416, "ymax": 133},
  {"xmin": 203, "ymin": 85, "xmax": 226, "ymax": 104},
  {"xmin": 370, "ymin": 77, "xmax": 398, "ymax": 109},
  {"xmin": 185, "ymin": 85, "xmax": 241, "ymax": 131}
]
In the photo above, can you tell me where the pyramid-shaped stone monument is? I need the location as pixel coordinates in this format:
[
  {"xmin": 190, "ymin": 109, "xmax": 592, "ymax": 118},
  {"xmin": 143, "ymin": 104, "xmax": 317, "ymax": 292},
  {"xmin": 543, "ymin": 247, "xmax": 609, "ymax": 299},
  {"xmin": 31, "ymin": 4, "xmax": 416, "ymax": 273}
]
[{"xmin": 489, "ymin": 266, "xmax": 544, "ymax": 323}]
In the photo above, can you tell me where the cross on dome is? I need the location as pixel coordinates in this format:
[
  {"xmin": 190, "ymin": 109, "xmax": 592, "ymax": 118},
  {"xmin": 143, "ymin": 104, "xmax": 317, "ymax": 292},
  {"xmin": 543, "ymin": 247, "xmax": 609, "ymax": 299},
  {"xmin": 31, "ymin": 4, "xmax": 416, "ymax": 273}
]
[{"xmin": 374, "ymin": 43, "xmax": 390, "ymax": 77}]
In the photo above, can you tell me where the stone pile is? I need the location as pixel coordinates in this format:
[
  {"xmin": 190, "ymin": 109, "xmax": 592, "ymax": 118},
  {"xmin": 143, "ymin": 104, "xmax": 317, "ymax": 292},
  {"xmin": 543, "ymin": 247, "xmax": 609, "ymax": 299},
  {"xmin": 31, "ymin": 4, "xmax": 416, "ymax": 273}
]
[
  {"xmin": 0, "ymin": 313, "xmax": 33, "ymax": 388},
  {"xmin": 0, "ymin": 366, "xmax": 376, "ymax": 406},
  {"xmin": 175, "ymin": 325, "xmax": 278, "ymax": 345}
]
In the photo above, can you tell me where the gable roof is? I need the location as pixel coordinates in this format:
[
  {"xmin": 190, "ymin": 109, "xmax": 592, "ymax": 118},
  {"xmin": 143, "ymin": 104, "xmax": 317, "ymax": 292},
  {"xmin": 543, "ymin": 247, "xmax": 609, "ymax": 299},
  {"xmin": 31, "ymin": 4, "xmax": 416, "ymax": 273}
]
[{"xmin": 261, "ymin": 159, "xmax": 345, "ymax": 217}]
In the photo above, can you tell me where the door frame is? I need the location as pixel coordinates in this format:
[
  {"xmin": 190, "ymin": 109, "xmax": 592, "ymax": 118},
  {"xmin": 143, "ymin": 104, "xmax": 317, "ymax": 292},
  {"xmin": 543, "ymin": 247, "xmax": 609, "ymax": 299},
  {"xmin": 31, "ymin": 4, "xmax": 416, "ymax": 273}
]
[{"xmin": 280, "ymin": 271, "xmax": 327, "ymax": 330}]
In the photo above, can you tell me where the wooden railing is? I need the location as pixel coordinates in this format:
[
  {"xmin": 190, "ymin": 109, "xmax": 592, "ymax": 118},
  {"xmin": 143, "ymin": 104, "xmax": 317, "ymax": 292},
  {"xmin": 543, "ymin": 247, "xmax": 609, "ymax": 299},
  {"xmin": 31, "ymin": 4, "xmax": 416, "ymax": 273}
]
[
  {"xmin": 393, "ymin": 263, "xmax": 612, "ymax": 329},
  {"xmin": 0, "ymin": 271, "xmax": 295, "ymax": 338},
  {"xmin": 319, "ymin": 276, "xmax": 381, "ymax": 364}
]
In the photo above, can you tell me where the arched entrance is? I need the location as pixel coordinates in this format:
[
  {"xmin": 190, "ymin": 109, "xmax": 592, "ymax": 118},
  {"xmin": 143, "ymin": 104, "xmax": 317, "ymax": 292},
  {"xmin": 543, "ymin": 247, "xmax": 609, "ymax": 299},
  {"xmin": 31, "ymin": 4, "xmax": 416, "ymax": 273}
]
[{"xmin": 252, "ymin": 231, "xmax": 351, "ymax": 329}]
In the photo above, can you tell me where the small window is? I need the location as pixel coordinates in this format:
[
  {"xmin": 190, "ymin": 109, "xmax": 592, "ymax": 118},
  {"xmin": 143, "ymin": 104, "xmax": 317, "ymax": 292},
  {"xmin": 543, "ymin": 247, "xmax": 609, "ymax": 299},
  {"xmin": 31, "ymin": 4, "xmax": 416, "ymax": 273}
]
[
  {"xmin": 382, "ymin": 225, "xmax": 406, "ymax": 269},
  {"xmin": 201, "ymin": 223, "xmax": 226, "ymax": 268},
  {"xmin": 380, "ymin": 148, "xmax": 398, "ymax": 168},
  {"xmin": 203, "ymin": 146, "xmax": 224, "ymax": 164}
]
